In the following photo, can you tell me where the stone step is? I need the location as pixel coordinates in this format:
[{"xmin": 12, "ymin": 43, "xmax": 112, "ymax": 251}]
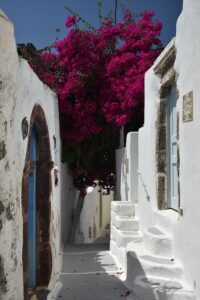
[
  {"xmin": 116, "ymin": 230, "xmax": 143, "ymax": 247},
  {"xmin": 126, "ymin": 276, "xmax": 195, "ymax": 300},
  {"xmin": 111, "ymin": 201, "xmax": 135, "ymax": 217},
  {"xmin": 110, "ymin": 224, "xmax": 118, "ymax": 241},
  {"xmin": 110, "ymin": 239, "xmax": 118, "ymax": 257},
  {"xmin": 126, "ymin": 242, "xmax": 183, "ymax": 281},
  {"xmin": 114, "ymin": 215, "xmax": 139, "ymax": 231},
  {"xmin": 110, "ymin": 239, "xmax": 126, "ymax": 269},
  {"xmin": 155, "ymin": 209, "xmax": 179, "ymax": 236},
  {"xmin": 111, "ymin": 211, "xmax": 117, "ymax": 226},
  {"xmin": 143, "ymin": 226, "xmax": 173, "ymax": 257},
  {"xmin": 111, "ymin": 225, "xmax": 142, "ymax": 245}
]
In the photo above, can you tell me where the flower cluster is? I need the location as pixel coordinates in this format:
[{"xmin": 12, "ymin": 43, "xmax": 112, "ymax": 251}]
[
  {"xmin": 65, "ymin": 15, "xmax": 79, "ymax": 28},
  {"xmin": 30, "ymin": 10, "xmax": 162, "ymax": 192}
]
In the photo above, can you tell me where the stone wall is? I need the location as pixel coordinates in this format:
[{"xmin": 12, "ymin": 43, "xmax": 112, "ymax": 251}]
[{"xmin": 0, "ymin": 10, "xmax": 74, "ymax": 299}]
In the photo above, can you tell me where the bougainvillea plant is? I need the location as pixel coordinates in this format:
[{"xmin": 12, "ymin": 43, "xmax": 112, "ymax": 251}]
[
  {"xmin": 27, "ymin": 9, "xmax": 162, "ymax": 190},
  {"xmin": 19, "ymin": 6, "xmax": 162, "ymax": 241}
]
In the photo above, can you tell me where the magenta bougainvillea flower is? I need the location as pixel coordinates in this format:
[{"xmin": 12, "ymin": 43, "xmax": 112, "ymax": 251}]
[
  {"xmin": 31, "ymin": 9, "xmax": 162, "ymax": 192},
  {"xmin": 65, "ymin": 15, "xmax": 79, "ymax": 28}
]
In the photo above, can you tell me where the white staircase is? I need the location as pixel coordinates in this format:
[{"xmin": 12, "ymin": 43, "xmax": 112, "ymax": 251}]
[
  {"xmin": 110, "ymin": 201, "xmax": 142, "ymax": 269},
  {"xmin": 110, "ymin": 202, "xmax": 196, "ymax": 300}
]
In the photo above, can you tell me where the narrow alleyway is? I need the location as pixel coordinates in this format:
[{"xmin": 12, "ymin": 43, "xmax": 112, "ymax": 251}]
[{"xmin": 55, "ymin": 243, "xmax": 132, "ymax": 300}]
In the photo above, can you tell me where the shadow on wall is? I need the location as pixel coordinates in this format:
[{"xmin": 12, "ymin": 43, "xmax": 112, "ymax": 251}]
[
  {"xmin": 75, "ymin": 186, "xmax": 113, "ymax": 244},
  {"xmin": 125, "ymin": 251, "xmax": 182, "ymax": 300},
  {"xmin": 60, "ymin": 162, "xmax": 76, "ymax": 247},
  {"xmin": 121, "ymin": 150, "xmax": 129, "ymax": 202}
]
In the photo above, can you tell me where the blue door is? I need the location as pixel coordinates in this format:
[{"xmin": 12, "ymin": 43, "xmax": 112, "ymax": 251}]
[
  {"xmin": 168, "ymin": 85, "xmax": 178, "ymax": 210},
  {"xmin": 28, "ymin": 128, "xmax": 37, "ymax": 288}
]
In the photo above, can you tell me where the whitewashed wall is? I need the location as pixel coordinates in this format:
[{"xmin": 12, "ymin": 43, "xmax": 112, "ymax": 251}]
[
  {"xmin": 75, "ymin": 187, "xmax": 113, "ymax": 244},
  {"xmin": 174, "ymin": 0, "xmax": 200, "ymax": 296},
  {"xmin": 116, "ymin": 133, "xmax": 138, "ymax": 203},
  {"xmin": 0, "ymin": 10, "xmax": 21, "ymax": 298},
  {"xmin": 126, "ymin": 132, "xmax": 138, "ymax": 203},
  {"xmin": 137, "ymin": 0, "xmax": 200, "ymax": 298},
  {"xmin": 101, "ymin": 192, "xmax": 113, "ymax": 234},
  {"xmin": 115, "ymin": 148, "xmax": 125, "ymax": 201},
  {"xmin": 0, "ymin": 10, "xmax": 74, "ymax": 299},
  {"xmin": 60, "ymin": 162, "xmax": 76, "ymax": 247},
  {"xmin": 137, "ymin": 66, "xmax": 160, "ymax": 231}
]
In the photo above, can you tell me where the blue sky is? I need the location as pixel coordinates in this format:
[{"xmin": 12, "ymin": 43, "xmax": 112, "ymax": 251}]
[{"xmin": 1, "ymin": 0, "xmax": 182, "ymax": 49}]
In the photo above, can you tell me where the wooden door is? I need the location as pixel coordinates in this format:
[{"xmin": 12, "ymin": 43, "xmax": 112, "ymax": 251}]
[
  {"xmin": 168, "ymin": 85, "xmax": 178, "ymax": 210},
  {"xmin": 28, "ymin": 128, "xmax": 37, "ymax": 288}
]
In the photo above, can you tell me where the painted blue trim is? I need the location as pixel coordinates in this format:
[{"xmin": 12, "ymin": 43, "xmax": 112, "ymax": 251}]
[{"xmin": 28, "ymin": 128, "xmax": 37, "ymax": 288}]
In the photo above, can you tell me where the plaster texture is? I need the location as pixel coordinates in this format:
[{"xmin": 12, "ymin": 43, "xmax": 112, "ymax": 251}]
[
  {"xmin": 111, "ymin": 1, "xmax": 200, "ymax": 298},
  {"xmin": 126, "ymin": 132, "xmax": 138, "ymax": 203},
  {"xmin": 136, "ymin": 0, "xmax": 200, "ymax": 297},
  {"xmin": 110, "ymin": 201, "xmax": 142, "ymax": 271},
  {"xmin": 117, "ymin": 134, "xmax": 138, "ymax": 202},
  {"xmin": 60, "ymin": 162, "xmax": 76, "ymax": 247},
  {"xmin": 173, "ymin": 0, "xmax": 200, "ymax": 296},
  {"xmin": 115, "ymin": 148, "xmax": 125, "ymax": 200},
  {"xmin": 75, "ymin": 187, "xmax": 113, "ymax": 244},
  {"xmin": 0, "ymin": 10, "xmax": 75, "ymax": 299}
]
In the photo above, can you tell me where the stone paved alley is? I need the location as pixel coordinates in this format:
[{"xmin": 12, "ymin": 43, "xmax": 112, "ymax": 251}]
[{"xmin": 54, "ymin": 243, "xmax": 132, "ymax": 300}]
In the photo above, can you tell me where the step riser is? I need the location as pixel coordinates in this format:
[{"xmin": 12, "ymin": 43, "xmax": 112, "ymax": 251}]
[
  {"xmin": 110, "ymin": 225, "xmax": 118, "ymax": 241},
  {"xmin": 126, "ymin": 243, "xmax": 183, "ymax": 280},
  {"xmin": 111, "ymin": 201, "xmax": 135, "ymax": 216},
  {"xmin": 112, "ymin": 212, "xmax": 139, "ymax": 230},
  {"xmin": 111, "ymin": 225, "xmax": 142, "ymax": 247},
  {"xmin": 144, "ymin": 233, "xmax": 172, "ymax": 257},
  {"xmin": 127, "ymin": 252, "xmax": 183, "ymax": 290},
  {"xmin": 163, "ymin": 294, "xmax": 196, "ymax": 300},
  {"xmin": 111, "ymin": 211, "xmax": 117, "ymax": 226},
  {"xmin": 141, "ymin": 263, "xmax": 183, "ymax": 280},
  {"xmin": 127, "ymin": 290, "xmax": 195, "ymax": 300},
  {"xmin": 116, "ymin": 235, "xmax": 143, "ymax": 247},
  {"xmin": 125, "ymin": 274, "xmax": 195, "ymax": 300},
  {"xmin": 110, "ymin": 240, "xmax": 126, "ymax": 269},
  {"xmin": 110, "ymin": 239, "xmax": 118, "ymax": 257},
  {"xmin": 114, "ymin": 218, "xmax": 139, "ymax": 231},
  {"xmin": 154, "ymin": 210, "xmax": 179, "ymax": 237},
  {"xmin": 155, "ymin": 214, "xmax": 176, "ymax": 236}
]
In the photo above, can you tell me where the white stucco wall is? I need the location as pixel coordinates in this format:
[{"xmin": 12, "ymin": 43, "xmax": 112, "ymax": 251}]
[
  {"xmin": 75, "ymin": 187, "xmax": 113, "ymax": 244},
  {"xmin": 60, "ymin": 162, "xmax": 76, "ymax": 247},
  {"xmin": 118, "ymin": 132, "xmax": 139, "ymax": 203},
  {"xmin": 0, "ymin": 10, "xmax": 74, "ymax": 299},
  {"xmin": 115, "ymin": 148, "xmax": 125, "ymax": 201},
  {"xmin": 137, "ymin": 66, "xmax": 160, "ymax": 231},
  {"xmin": 126, "ymin": 132, "xmax": 138, "ymax": 203},
  {"xmin": 101, "ymin": 192, "xmax": 113, "ymax": 234},
  {"xmin": 136, "ymin": 0, "xmax": 200, "ymax": 298},
  {"xmin": 0, "ymin": 10, "xmax": 23, "ymax": 299},
  {"xmin": 173, "ymin": 0, "xmax": 200, "ymax": 296}
]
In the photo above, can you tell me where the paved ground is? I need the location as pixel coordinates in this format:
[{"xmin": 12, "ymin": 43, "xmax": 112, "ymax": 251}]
[{"xmin": 55, "ymin": 243, "xmax": 133, "ymax": 300}]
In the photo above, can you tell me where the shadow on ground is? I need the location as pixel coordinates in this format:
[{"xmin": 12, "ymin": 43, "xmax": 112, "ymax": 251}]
[{"xmin": 56, "ymin": 242, "xmax": 132, "ymax": 300}]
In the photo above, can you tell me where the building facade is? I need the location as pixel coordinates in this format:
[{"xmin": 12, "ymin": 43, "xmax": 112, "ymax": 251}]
[
  {"xmin": 111, "ymin": 1, "xmax": 200, "ymax": 299},
  {"xmin": 0, "ymin": 10, "xmax": 75, "ymax": 300}
]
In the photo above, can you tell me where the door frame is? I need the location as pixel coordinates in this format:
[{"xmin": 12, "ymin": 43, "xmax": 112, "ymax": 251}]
[
  {"xmin": 22, "ymin": 105, "xmax": 53, "ymax": 299},
  {"xmin": 154, "ymin": 40, "xmax": 180, "ymax": 211}
]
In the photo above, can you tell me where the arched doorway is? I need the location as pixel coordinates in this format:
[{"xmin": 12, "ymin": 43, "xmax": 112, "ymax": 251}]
[{"xmin": 22, "ymin": 105, "xmax": 53, "ymax": 298}]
